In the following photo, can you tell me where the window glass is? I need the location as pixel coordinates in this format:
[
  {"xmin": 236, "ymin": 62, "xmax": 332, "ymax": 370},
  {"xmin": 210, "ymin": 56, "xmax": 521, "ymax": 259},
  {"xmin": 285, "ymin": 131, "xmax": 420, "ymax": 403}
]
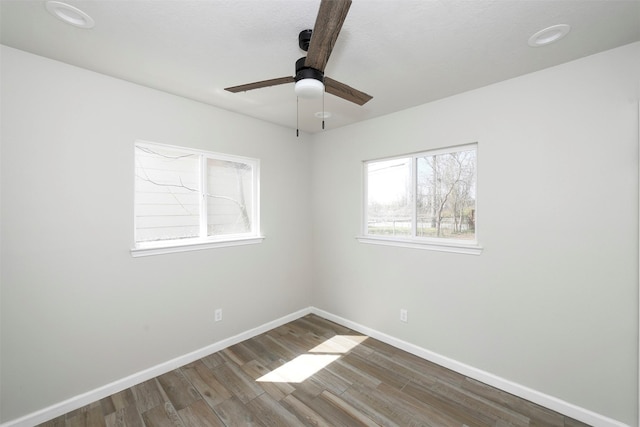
[
  {"xmin": 366, "ymin": 158, "xmax": 412, "ymax": 236},
  {"xmin": 135, "ymin": 144, "xmax": 200, "ymax": 243},
  {"xmin": 134, "ymin": 141, "xmax": 259, "ymax": 250},
  {"xmin": 364, "ymin": 144, "xmax": 477, "ymax": 244},
  {"xmin": 416, "ymin": 148, "xmax": 476, "ymax": 240},
  {"xmin": 207, "ymin": 158, "xmax": 253, "ymax": 236}
]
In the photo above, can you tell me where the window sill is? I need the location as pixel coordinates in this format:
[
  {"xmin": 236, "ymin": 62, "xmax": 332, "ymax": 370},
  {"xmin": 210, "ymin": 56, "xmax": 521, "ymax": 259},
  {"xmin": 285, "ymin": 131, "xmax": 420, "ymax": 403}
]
[
  {"xmin": 131, "ymin": 236, "xmax": 265, "ymax": 257},
  {"xmin": 356, "ymin": 235, "xmax": 483, "ymax": 255}
]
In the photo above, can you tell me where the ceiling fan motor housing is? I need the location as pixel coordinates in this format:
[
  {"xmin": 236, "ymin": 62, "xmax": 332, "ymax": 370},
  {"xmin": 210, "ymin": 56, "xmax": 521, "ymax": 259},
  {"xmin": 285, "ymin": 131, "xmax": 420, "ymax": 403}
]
[{"xmin": 295, "ymin": 57, "xmax": 324, "ymax": 83}]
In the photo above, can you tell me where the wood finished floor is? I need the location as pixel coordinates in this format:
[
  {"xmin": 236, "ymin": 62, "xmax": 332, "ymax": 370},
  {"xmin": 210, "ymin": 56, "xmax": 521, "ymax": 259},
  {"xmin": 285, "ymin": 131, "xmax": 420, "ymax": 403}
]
[{"xmin": 38, "ymin": 314, "xmax": 591, "ymax": 427}]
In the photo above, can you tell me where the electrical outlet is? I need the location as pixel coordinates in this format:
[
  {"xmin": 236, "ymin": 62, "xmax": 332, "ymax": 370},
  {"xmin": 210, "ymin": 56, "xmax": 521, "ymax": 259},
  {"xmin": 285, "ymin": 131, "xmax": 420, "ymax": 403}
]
[
  {"xmin": 400, "ymin": 309, "xmax": 408, "ymax": 323},
  {"xmin": 214, "ymin": 308, "xmax": 223, "ymax": 322}
]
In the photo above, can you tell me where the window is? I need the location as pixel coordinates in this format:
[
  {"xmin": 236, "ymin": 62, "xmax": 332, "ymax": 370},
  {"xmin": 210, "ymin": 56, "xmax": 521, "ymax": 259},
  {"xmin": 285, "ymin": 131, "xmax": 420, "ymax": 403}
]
[
  {"xmin": 359, "ymin": 144, "xmax": 481, "ymax": 255},
  {"xmin": 132, "ymin": 141, "xmax": 261, "ymax": 256}
]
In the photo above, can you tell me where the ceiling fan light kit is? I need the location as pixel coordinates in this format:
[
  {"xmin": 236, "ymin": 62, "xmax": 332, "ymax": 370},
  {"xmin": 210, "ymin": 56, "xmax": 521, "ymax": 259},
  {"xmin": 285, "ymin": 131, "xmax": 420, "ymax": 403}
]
[
  {"xmin": 294, "ymin": 57, "xmax": 324, "ymax": 99},
  {"xmin": 295, "ymin": 78, "xmax": 324, "ymax": 99}
]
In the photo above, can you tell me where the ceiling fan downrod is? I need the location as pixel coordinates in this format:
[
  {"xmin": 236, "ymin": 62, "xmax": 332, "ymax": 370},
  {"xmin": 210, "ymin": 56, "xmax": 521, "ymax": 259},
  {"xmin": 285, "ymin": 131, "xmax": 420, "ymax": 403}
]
[{"xmin": 298, "ymin": 29, "xmax": 312, "ymax": 52}]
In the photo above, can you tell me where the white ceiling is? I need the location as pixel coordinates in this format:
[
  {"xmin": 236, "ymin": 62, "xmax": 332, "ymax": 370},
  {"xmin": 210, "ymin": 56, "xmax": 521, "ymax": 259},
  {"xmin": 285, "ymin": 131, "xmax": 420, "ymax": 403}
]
[{"xmin": 1, "ymin": 0, "xmax": 639, "ymax": 134}]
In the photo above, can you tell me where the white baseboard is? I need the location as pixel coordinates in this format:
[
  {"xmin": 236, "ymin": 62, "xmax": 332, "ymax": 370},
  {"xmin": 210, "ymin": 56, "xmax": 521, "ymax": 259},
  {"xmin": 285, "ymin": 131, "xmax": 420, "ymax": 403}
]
[
  {"xmin": 310, "ymin": 307, "xmax": 630, "ymax": 427},
  {"xmin": 2, "ymin": 306, "xmax": 630, "ymax": 427},
  {"xmin": 0, "ymin": 307, "xmax": 312, "ymax": 427}
]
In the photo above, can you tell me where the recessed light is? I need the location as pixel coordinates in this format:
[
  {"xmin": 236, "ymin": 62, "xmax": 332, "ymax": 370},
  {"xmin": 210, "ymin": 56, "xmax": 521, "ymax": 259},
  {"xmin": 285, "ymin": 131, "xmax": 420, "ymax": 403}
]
[
  {"xmin": 45, "ymin": 1, "xmax": 95, "ymax": 29},
  {"xmin": 528, "ymin": 24, "xmax": 570, "ymax": 47},
  {"xmin": 314, "ymin": 111, "xmax": 332, "ymax": 119}
]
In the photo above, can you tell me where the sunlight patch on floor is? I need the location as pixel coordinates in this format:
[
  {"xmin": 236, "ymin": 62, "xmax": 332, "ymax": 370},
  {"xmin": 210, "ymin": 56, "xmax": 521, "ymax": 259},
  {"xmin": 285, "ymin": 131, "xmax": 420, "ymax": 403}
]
[
  {"xmin": 308, "ymin": 335, "xmax": 368, "ymax": 354},
  {"xmin": 257, "ymin": 354, "xmax": 340, "ymax": 383},
  {"xmin": 257, "ymin": 334, "xmax": 368, "ymax": 383}
]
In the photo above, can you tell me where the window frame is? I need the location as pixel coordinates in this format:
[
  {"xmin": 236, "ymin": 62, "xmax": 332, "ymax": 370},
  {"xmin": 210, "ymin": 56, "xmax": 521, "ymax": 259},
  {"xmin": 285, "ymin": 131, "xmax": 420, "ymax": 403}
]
[
  {"xmin": 131, "ymin": 140, "xmax": 263, "ymax": 257},
  {"xmin": 358, "ymin": 143, "xmax": 482, "ymax": 255}
]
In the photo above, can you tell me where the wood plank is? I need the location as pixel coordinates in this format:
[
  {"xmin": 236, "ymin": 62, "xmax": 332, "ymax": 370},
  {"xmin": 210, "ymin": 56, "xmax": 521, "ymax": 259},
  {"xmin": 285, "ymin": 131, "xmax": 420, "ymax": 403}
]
[
  {"xmin": 109, "ymin": 389, "xmax": 137, "ymax": 412},
  {"xmin": 289, "ymin": 330, "xmax": 329, "ymax": 351},
  {"xmin": 280, "ymin": 394, "xmax": 334, "ymax": 427},
  {"xmin": 141, "ymin": 401, "xmax": 184, "ymax": 427},
  {"xmin": 65, "ymin": 403, "xmax": 106, "ymax": 427},
  {"xmin": 212, "ymin": 396, "xmax": 264, "ymax": 426},
  {"xmin": 99, "ymin": 396, "xmax": 117, "ymax": 417},
  {"xmin": 340, "ymin": 351, "xmax": 410, "ymax": 389},
  {"xmin": 308, "ymin": 366, "xmax": 351, "ymax": 395},
  {"xmin": 290, "ymin": 375, "xmax": 326, "ymax": 402},
  {"xmin": 428, "ymin": 378, "xmax": 530, "ymax": 426},
  {"xmin": 336, "ymin": 382, "xmax": 403, "ymax": 427},
  {"xmin": 177, "ymin": 399, "xmax": 225, "ymax": 427},
  {"xmin": 104, "ymin": 405, "xmax": 145, "ymax": 427},
  {"xmin": 303, "ymin": 314, "xmax": 356, "ymax": 336},
  {"xmin": 254, "ymin": 333, "xmax": 300, "ymax": 361},
  {"xmin": 269, "ymin": 329, "xmax": 324, "ymax": 355},
  {"xmin": 401, "ymin": 378, "xmax": 517, "ymax": 427},
  {"xmin": 301, "ymin": 314, "xmax": 355, "ymax": 336},
  {"xmin": 241, "ymin": 336, "xmax": 286, "ymax": 365},
  {"xmin": 156, "ymin": 370, "xmax": 200, "ymax": 411},
  {"xmin": 315, "ymin": 389, "xmax": 380, "ymax": 427},
  {"xmin": 461, "ymin": 377, "xmax": 564, "ymax": 427},
  {"xmin": 131, "ymin": 379, "xmax": 165, "ymax": 414},
  {"xmin": 325, "ymin": 357, "xmax": 382, "ymax": 388},
  {"xmin": 211, "ymin": 362, "xmax": 264, "ymax": 404},
  {"xmin": 294, "ymin": 385, "xmax": 379, "ymax": 427},
  {"xmin": 359, "ymin": 337, "xmax": 407, "ymax": 359},
  {"xmin": 366, "ymin": 351, "xmax": 429, "ymax": 387},
  {"xmin": 242, "ymin": 359, "xmax": 296, "ymax": 401},
  {"xmin": 389, "ymin": 347, "xmax": 466, "ymax": 387},
  {"xmin": 245, "ymin": 392, "xmax": 307, "ymax": 426},
  {"xmin": 180, "ymin": 361, "xmax": 232, "ymax": 407},
  {"xmin": 375, "ymin": 381, "xmax": 465, "ymax": 427},
  {"xmin": 220, "ymin": 342, "xmax": 259, "ymax": 366},
  {"xmin": 239, "ymin": 358, "xmax": 272, "ymax": 380},
  {"xmin": 201, "ymin": 352, "xmax": 225, "ymax": 370},
  {"xmin": 267, "ymin": 321, "xmax": 308, "ymax": 338}
]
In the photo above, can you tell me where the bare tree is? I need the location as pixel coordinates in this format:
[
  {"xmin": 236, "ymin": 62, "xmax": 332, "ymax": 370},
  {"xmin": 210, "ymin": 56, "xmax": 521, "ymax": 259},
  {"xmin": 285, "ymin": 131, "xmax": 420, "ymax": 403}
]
[{"xmin": 418, "ymin": 149, "xmax": 475, "ymax": 238}]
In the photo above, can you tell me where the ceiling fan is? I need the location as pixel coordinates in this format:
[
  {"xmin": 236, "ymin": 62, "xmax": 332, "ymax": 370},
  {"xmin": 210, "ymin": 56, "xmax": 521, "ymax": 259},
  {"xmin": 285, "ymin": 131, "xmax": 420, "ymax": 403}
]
[{"xmin": 224, "ymin": 0, "xmax": 372, "ymax": 107}]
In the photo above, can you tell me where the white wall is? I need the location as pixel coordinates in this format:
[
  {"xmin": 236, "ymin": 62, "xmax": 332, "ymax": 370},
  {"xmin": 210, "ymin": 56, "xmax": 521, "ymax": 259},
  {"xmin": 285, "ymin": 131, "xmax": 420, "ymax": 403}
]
[
  {"xmin": 311, "ymin": 42, "xmax": 640, "ymax": 426},
  {"xmin": 0, "ymin": 46, "xmax": 313, "ymax": 422}
]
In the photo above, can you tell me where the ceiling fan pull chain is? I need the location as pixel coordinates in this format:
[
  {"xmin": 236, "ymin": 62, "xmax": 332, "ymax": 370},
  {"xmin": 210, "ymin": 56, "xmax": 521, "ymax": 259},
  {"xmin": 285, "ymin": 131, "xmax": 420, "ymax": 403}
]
[
  {"xmin": 322, "ymin": 90, "xmax": 325, "ymax": 130},
  {"xmin": 296, "ymin": 97, "xmax": 299, "ymax": 137}
]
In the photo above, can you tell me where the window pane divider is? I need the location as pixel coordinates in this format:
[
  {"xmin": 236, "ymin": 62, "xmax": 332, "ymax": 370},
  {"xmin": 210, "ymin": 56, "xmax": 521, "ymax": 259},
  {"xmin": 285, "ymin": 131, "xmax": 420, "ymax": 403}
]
[
  {"xmin": 411, "ymin": 157, "xmax": 417, "ymax": 238},
  {"xmin": 199, "ymin": 154, "xmax": 207, "ymax": 239}
]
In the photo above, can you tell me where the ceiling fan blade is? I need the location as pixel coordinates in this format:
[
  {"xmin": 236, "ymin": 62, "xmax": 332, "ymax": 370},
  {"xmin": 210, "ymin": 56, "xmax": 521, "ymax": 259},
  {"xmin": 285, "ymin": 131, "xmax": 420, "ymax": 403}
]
[
  {"xmin": 225, "ymin": 76, "xmax": 295, "ymax": 93},
  {"xmin": 305, "ymin": 0, "xmax": 352, "ymax": 72},
  {"xmin": 324, "ymin": 77, "xmax": 372, "ymax": 106}
]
